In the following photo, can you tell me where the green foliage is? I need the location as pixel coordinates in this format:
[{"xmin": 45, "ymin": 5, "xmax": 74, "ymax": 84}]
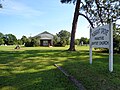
[
  {"xmin": 100, "ymin": 24, "xmax": 120, "ymax": 53},
  {"xmin": 62, "ymin": 0, "xmax": 120, "ymax": 27},
  {"xmin": 21, "ymin": 36, "xmax": 40, "ymax": 47},
  {"xmin": 31, "ymin": 38, "xmax": 39, "ymax": 47},
  {"xmin": 17, "ymin": 39, "xmax": 22, "ymax": 45},
  {"xmin": 3, "ymin": 34, "xmax": 17, "ymax": 45},
  {"xmin": 25, "ymin": 39, "xmax": 31, "ymax": 47},
  {"xmin": 55, "ymin": 30, "xmax": 71, "ymax": 46},
  {"xmin": 53, "ymin": 35, "xmax": 60, "ymax": 45},
  {"xmin": 79, "ymin": 0, "xmax": 120, "ymax": 27},
  {"xmin": 0, "ymin": 32, "xmax": 4, "ymax": 45},
  {"xmin": 80, "ymin": 37, "xmax": 89, "ymax": 45},
  {"xmin": 21, "ymin": 35, "xmax": 28, "ymax": 45},
  {"xmin": 60, "ymin": 38, "xmax": 66, "ymax": 47},
  {"xmin": 25, "ymin": 38, "xmax": 39, "ymax": 47},
  {"xmin": 113, "ymin": 25, "xmax": 120, "ymax": 53},
  {"xmin": 0, "ymin": 38, "xmax": 4, "ymax": 45},
  {"xmin": 0, "ymin": 32, "xmax": 4, "ymax": 38},
  {"xmin": 75, "ymin": 39, "xmax": 80, "ymax": 45},
  {"xmin": 61, "ymin": 0, "xmax": 120, "ymax": 51},
  {"xmin": 0, "ymin": 32, "xmax": 40, "ymax": 47}
]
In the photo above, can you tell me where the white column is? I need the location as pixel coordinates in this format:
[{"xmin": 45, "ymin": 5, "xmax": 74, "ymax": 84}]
[
  {"xmin": 90, "ymin": 28, "xmax": 92, "ymax": 64},
  {"xmin": 109, "ymin": 23, "xmax": 113, "ymax": 72}
]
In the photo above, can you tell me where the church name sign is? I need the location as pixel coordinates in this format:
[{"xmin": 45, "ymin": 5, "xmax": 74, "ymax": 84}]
[
  {"xmin": 90, "ymin": 23, "xmax": 113, "ymax": 72},
  {"xmin": 91, "ymin": 25, "xmax": 109, "ymax": 48}
]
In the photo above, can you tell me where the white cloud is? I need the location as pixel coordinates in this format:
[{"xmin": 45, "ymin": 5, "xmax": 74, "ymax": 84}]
[{"xmin": 0, "ymin": 0, "xmax": 43, "ymax": 17}]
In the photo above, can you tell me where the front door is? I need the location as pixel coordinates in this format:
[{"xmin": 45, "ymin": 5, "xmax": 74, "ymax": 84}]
[{"xmin": 43, "ymin": 40, "xmax": 48, "ymax": 46}]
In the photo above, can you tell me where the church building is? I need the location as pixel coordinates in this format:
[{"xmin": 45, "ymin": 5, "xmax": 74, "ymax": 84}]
[{"xmin": 35, "ymin": 31, "xmax": 54, "ymax": 46}]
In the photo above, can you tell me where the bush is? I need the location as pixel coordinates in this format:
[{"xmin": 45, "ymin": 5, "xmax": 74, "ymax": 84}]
[
  {"xmin": 0, "ymin": 38, "xmax": 4, "ymax": 45},
  {"xmin": 25, "ymin": 38, "xmax": 40, "ymax": 47},
  {"xmin": 25, "ymin": 41, "xmax": 32, "ymax": 47},
  {"xmin": 60, "ymin": 39, "xmax": 66, "ymax": 47},
  {"xmin": 54, "ymin": 41, "xmax": 66, "ymax": 47},
  {"xmin": 54, "ymin": 42, "xmax": 62, "ymax": 47}
]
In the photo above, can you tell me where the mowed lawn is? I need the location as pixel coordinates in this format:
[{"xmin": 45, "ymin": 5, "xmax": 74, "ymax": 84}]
[{"xmin": 0, "ymin": 46, "xmax": 120, "ymax": 90}]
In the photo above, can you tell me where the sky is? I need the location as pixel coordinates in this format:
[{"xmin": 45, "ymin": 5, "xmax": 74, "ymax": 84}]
[
  {"xmin": 0, "ymin": 0, "xmax": 90, "ymax": 39},
  {"xmin": 0, "ymin": 0, "xmax": 119, "ymax": 39}
]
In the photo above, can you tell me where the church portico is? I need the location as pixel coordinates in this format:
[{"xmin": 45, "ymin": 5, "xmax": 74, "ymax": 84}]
[{"xmin": 40, "ymin": 38, "xmax": 53, "ymax": 46}]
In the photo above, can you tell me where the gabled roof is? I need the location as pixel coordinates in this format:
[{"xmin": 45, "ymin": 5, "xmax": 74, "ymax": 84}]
[
  {"xmin": 34, "ymin": 31, "xmax": 54, "ymax": 40},
  {"xmin": 40, "ymin": 31, "xmax": 52, "ymax": 35},
  {"xmin": 35, "ymin": 31, "xmax": 54, "ymax": 37}
]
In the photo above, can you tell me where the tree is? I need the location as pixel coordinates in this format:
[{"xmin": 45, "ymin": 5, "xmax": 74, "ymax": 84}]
[
  {"xmin": 3, "ymin": 34, "xmax": 17, "ymax": 45},
  {"xmin": 113, "ymin": 24, "xmax": 120, "ymax": 53},
  {"xmin": 53, "ymin": 35, "xmax": 60, "ymax": 45},
  {"xmin": 61, "ymin": 0, "xmax": 81, "ymax": 50},
  {"xmin": 21, "ymin": 35, "xmax": 28, "ymax": 45},
  {"xmin": 31, "ymin": 38, "xmax": 39, "ymax": 47},
  {"xmin": 24, "ymin": 37, "xmax": 39, "ymax": 47},
  {"xmin": 17, "ymin": 39, "xmax": 22, "ymax": 45},
  {"xmin": 75, "ymin": 39, "xmax": 80, "ymax": 45},
  {"xmin": 57, "ymin": 30, "xmax": 71, "ymax": 46},
  {"xmin": 80, "ymin": 0, "xmax": 120, "ymax": 27},
  {"xmin": 0, "ymin": 32, "xmax": 4, "ymax": 45},
  {"xmin": 61, "ymin": 0, "xmax": 120, "ymax": 51},
  {"xmin": 80, "ymin": 37, "xmax": 89, "ymax": 45},
  {"xmin": 0, "ymin": 38, "xmax": 4, "ymax": 45},
  {"xmin": 25, "ymin": 38, "xmax": 31, "ymax": 47},
  {"xmin": 0, "ymin": 32, "xmax": 4, "ymax": 38}
]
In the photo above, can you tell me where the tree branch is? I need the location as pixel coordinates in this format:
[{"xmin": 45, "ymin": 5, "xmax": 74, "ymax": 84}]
[
  {"xmin": 95, "ymin": 0, "xmax": 103, "ymax": 25},
  {"xmin": 0, "ymin": 4, "xmax": 2, "ymax": 8},
  {"xmin": 79, "ymin": 13, "xmax": 94, "ymax": 28}
]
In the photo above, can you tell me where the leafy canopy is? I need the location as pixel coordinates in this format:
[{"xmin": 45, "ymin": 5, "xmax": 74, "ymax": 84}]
[{"xmin": 61, "ymin": 0, "xmax": 120, "ymax": 27}]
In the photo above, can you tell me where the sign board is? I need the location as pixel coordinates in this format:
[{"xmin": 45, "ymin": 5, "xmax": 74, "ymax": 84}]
[
  {"xmin": 90, "ymin": 23, "xmax": 113, "ymax": 72},
  {"xmin": 91, "ymin": 25, "xmax": 109, "ymax": 48}
]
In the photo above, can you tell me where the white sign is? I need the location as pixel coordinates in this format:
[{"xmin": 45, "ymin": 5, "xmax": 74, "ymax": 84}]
[
  {"xmin": 91, "ymin": 24, "xmax": 109, "ymax": 48},
  {"xmin": 90, "ymin": 23, "xmax": 113, "ymax": 72}
]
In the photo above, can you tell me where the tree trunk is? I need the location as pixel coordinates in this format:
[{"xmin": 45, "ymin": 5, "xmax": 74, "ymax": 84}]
[{"xmin": 68, "ymin": 0, "xmax": 81, "ymax": 51}]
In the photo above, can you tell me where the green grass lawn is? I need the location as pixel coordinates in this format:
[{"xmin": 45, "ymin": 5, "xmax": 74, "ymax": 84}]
[{"xmin": 0, "ymin": 45, "xmax": 120, "ymax": 90}]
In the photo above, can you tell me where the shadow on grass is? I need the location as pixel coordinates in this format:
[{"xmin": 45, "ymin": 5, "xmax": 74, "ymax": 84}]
[
  {"xmin": 0, "ymin": 68, "xmax": 77, "ymax": 90},
  {"xmin": 0, "ymin": 49, "xmax": 120, "ymax": 90},
  {"xmin": 93, "ymin": 50, "xmax": 120, "ymax": 66},
  {"xmin": 0, "ymin": 49, "xmax": 79, "ymax": 90},
  {"xmin": 61, "ymin": 50, "xmax": 120, "ymax": 90}
]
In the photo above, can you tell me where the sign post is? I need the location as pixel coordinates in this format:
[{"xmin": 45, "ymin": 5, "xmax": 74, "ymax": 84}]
[
  {"xmin": 90, "ymin": 28, "xmax": 92, "ymax": 64},
  {"xmin": 90, "ymin": 23, "xmax": 113, "ymax": 72},
  {"xmin": 109, "ymin": 23, "xmax": 113, "ymax": 72}
]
